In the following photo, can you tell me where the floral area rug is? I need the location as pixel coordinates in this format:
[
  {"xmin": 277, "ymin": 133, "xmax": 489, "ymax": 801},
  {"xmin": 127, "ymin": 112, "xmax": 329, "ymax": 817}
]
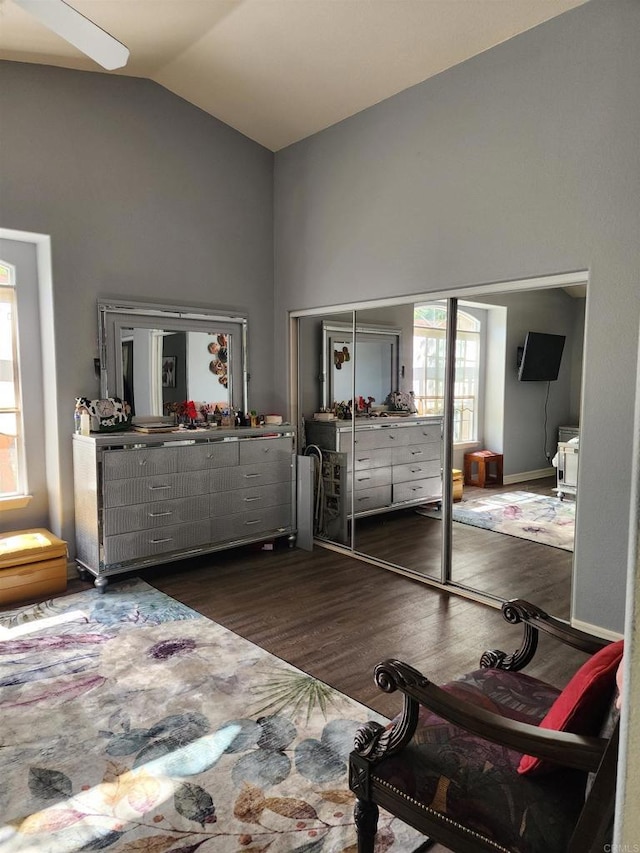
[
  {"xmin": 0, "ymin": 579, "xmax": 423, "ymax": 852},
  {"xmin": 418, "ymin": 490, "xmax": 575, "ymax": 551},
  {"xmin": 453, "ymin": 490, "xmax": 574, "ymax": 551}
]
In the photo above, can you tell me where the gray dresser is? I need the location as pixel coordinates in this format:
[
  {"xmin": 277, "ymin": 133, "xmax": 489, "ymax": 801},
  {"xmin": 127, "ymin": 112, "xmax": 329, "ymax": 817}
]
[
  {"xmin": 305, "ymin": 416, "xmax": 443, "ymax": 539},
  {"xmin": 73, "ymin": 426, "xmax": 296, "ymax": 589}
]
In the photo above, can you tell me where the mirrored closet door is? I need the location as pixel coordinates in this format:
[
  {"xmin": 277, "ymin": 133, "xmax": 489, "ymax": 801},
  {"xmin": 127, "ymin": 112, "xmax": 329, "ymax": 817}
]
[
  {"xmin": 294, "ymin": 273, "xmax": 587, "ymax": 619},
  {"xmin": 350, "ymin": 305, "xmax": 444, "ymax": 580}
]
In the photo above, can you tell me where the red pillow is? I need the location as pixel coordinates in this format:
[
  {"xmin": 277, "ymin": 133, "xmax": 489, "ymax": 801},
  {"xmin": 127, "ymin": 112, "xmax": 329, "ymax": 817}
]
[{"xmin": 518, "ymin": 639, "xmax": 624, "ymax": 775}]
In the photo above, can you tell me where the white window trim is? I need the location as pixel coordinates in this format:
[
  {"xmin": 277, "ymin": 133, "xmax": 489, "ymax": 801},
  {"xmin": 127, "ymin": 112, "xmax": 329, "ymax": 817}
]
[{"xmin": 0, "ymin": 259, "xmax": 31, "ymax": 508}]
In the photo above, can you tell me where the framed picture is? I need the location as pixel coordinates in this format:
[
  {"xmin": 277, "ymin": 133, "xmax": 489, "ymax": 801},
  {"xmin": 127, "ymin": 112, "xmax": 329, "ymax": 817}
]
[{"xmin": 162, "ymin": 356, "xmax": 176, "ymax": 388}]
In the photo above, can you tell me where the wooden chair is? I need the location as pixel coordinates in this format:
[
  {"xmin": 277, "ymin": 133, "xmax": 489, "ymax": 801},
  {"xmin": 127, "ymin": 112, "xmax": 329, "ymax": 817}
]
[{"xmin": 349, "ymin": 599, "xmax": 622, "ymax": 853}]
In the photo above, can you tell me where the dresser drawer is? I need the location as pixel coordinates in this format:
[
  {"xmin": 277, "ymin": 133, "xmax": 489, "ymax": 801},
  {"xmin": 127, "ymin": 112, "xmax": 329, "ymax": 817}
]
[
  {"xmin": 211, "ymin": 461, "xmax": 292, "ymax": 492},
  {"xmin": 352, "ymin": 447, "xmax": 393, "ymax": 471},
  {"xmin": 103, "ymin": 519, "xmax": 211, "ymax": 565},
  {"xmin": 392, "ymin": 442, "xmax": 440, "ymax": 465},
  {"xmin": 104, "ymin": 470, "xmax": 210, "ymax": 507},
  {"xmin": 393, "ymin": 477, "xmax": 442, "ymax": 504},
  {"xmin": 349, "ymin": 466, "xmax": 392, "ymax": 492},
  {"xmin": 103, "ymin": 495, "xmax": 210, "ymax": 535},
  {"xmin": 210, "ymin": 505, "xmax": 293, "ymax": 543},
  {"xmin": 210, "ymin": 481, "xmax": 292, "ymax": 517},
  {"xmin": 342, "ymin": 426, "xmax": 411, "ymax": 452},
  {"xmin": 176, "ymin": 441, "xmax": 239, "ymax": 471},
  {"xmin": 407, "ymin": 423, "xmax": 441, "ymax": 443},
  {"xmin": 239, "ymin": 435, "xmax": 294, "ymax": 465},
  {"xmin": 393, "ymin": 460, "xmax": 441, "ymax": 484},
  {"xmin": 351, "ymin": 484, "xmax": 392, "ymax": 512},
  {"xmin": 102, "ymin": 446, "xmax": 178, "ymax": 480}
]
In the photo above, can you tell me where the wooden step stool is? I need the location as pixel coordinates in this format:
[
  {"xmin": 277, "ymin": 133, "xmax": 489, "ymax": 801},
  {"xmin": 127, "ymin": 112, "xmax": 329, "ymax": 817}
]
[
  {"xmin": 463, "ymin": 450, "xmax": 503, "ymax": 488},
  {"xmin": 0, "ymin": 529, "xmax": 67, "ymax": 606}
]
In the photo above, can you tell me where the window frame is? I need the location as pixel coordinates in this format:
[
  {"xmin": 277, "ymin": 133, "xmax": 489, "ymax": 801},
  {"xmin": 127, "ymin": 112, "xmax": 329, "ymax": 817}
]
[
  {"xmin": 0, "ymin": 259, "xmax": 30, "ymax": 509},
  {"xmin": 413, "ymin": 303, "xmax": 482, "ymax": 444}
]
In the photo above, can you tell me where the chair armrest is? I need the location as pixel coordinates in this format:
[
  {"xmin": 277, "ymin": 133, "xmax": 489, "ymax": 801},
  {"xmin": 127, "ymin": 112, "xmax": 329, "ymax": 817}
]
[
  {"xmin": 480, "ymin": 598, "xmax": 611, "ymax": 671},
  {"xmin": 354, "ymin": 659, "xmax": 607, "ymax": 773}
]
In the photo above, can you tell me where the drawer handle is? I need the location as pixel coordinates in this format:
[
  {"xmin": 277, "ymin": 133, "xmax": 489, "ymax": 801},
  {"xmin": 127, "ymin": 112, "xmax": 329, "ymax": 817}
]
[
  {"xmin": 150, "ymin": 537, "xmax": 173, "ymax": 544},
  {"xmin": 410, "ymin": 468, "xmax": 423, "ymax": 474},
  {"xmin": 244, "ymin": 496, "xmax": 261, "ymax": 503},
  {"xmin": 357, "ymin": 496, "xmax": 371, "ymax": 502},
  {"xmin": 149, "ymin": 511, "xmax": 172, "ymax": 518},
  {"xmin": 387, "ymin": 434, "xmax": 396, "ymax": 440},
  {"xmin": 244, "ymin": 519, "xmax": 262, "ymax": 525},
  {"xmin": 357, "ymin": 456, "xmax": 371, "ymax": 462},
  {"xmin": 244, "ymin": 473, "xmax": 262, "ymax": 479},
  {"xmin": 411, "ymin": 450, "xmax": 424, "ymax": 456},
  {"xmin": 411, "ymin": 486, "xmax": 424, "ymax": 492},
  {"xmin": 148, "ymin": 484, "xmax": 172, "ymax": 491},
  {"xmin": 357, "ymin": 476, "xmax": 371, "ymax": 482}
]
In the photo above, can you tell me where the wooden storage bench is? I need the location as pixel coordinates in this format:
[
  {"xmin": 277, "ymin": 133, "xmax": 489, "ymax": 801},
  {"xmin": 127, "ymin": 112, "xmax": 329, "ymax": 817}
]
[{"xmin": 0, "ymin": 529, "xmax": 67, "ymax": 606}]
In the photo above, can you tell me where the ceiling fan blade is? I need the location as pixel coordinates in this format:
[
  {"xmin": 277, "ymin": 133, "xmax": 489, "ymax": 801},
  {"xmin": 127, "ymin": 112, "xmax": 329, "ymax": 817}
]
[{"xmin": 13, "ymin": 0, "xmax": 129, "ymax": 70}]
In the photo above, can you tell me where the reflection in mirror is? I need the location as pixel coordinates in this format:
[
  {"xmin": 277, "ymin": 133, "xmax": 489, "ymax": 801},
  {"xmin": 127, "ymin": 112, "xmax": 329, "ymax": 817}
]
[
  {"xmin": 350, "ymin": 306, "xmax": 443, "ymax": 579},
  {"xmin": 322, "ymin": 321, "xmax": 400, "ymax": 411},
  {"xmin": 294, "ymin": 277, "xmax": 585, "ymax": 621},
  {"xmin": 298, "ymin": 312, "xmax": 354, "ymax": 545},
  {"xmin": 121, "ymin": 329, "xmax": 231, "ymax": 417},
  {"xmin": 99, "ymin": 301, "xmax": 248, "ymax": 420},
  {"xmin": 445, "ymin": 285, "xmax": 585, "ymax": 619}
]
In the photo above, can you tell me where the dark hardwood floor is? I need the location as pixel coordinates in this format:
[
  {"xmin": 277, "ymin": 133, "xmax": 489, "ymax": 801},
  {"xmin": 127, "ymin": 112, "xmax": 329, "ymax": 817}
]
[{"xmin": 6, "ymin": 529, "xmax": 584, "ymax": 717}]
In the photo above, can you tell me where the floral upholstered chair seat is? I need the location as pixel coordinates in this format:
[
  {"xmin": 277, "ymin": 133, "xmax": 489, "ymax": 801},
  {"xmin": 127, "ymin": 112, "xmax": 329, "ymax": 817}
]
[
  {"xmin": 373, "ymin": 669, "xmax": 587, "ymax": 853},
  {"xmin": 349, "ymin": 599, "xmax": 622, "ymax": 853}
]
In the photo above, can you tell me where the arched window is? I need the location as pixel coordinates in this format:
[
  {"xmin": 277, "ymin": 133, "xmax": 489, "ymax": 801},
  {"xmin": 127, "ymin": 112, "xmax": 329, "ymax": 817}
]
[
  {"xmin": 0, "ymin": 260, "xmax": 25, "ymax": 499},
  {"xmin": 413, "ymin": 302, "xmax": 482, "ymax": 442}
]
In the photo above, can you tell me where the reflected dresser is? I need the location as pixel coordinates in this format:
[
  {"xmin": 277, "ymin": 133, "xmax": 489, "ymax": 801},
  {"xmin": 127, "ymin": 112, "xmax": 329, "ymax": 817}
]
[
  {"xmin": 304, "ymin": 415, "xmax": 443, "ymax": 541},
  {"xmin": 73, "ymin": 426, "xmax": 296, "ymax": 590}
]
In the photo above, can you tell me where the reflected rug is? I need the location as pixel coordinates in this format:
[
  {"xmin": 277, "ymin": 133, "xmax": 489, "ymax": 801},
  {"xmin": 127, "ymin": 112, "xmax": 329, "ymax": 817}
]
[
  {"xmin": 0, "ymin": 579, "xmax": 422, "ymax": 852},
  {"xmin": 418, "ymin": 490, "xmax": 575, "ymax": 551}
]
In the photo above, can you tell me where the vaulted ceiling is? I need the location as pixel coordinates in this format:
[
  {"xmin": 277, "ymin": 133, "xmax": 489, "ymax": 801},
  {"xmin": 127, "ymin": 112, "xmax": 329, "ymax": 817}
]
[{"xmin": 0, "ymin": 0, "xmax": 588, "ymax": 151}]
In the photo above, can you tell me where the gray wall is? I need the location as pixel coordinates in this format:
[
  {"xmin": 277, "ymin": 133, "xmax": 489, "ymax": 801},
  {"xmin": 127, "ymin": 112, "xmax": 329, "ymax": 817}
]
[
  {"xmin": 0, "ymin": 62, "xmax": 275, "ymax": 548},
  {"xmin": 274, "ymin": 0, "xmax": 640, "ymax": 632}
]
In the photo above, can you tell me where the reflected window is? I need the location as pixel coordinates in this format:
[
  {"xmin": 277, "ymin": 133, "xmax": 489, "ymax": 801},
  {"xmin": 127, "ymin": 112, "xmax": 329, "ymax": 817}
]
[
  {"xmin": 0, "ymin": 260, "xmax": 25, "ymax": 498},
  {"xmin": 413, "ymin": 303, "xmax": 481, "ymax": 442}
]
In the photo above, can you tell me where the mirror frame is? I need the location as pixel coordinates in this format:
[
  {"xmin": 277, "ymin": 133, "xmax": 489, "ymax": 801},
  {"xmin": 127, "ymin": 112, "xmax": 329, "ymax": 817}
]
[
  {"xmin": 98, "ymin": 300, "xmax": 249, "ymax": 417},
  {"xmin": 321, "ymin": 320, "xmax": 401, "ymax": 410}
]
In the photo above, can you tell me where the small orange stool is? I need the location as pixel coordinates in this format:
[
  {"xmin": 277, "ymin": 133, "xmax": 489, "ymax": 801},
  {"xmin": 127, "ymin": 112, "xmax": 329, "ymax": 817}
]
[{"xmin": 464, "ymin": 451, "xmax": 503, "ymax": 488}]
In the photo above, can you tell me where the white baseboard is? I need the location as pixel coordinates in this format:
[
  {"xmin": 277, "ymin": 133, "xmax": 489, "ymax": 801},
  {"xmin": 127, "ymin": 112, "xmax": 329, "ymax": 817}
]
[
  {"xmin": 503, "ymin": 467, "xmax": 555, "ymax": 484},
  {"xmin": 571, "ymin": 618, "xmax": 624, "ymax": 642}
]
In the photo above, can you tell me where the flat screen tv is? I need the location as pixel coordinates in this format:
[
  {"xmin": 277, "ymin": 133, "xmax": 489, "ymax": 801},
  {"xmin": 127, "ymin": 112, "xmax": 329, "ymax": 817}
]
[{"xmin": 517, "ymin": 332, "xmax": 566, "ymax": 381}]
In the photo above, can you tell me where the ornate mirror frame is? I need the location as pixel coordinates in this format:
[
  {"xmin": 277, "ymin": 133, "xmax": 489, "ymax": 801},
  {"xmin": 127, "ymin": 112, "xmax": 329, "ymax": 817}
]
[{"xmin": 98, "ymin": 299, "xmax": 249, "ymax": 419}]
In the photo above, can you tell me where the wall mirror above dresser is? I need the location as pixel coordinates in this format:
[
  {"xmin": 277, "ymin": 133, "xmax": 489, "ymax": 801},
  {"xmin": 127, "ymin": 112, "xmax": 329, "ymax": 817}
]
[
  {"xmin": 98, "ymin": 300, "xmax": 248, "ymax": 419},
  {"xmin": 293, "ymin": 272, "xmax": 588, "ymax": 619}
]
